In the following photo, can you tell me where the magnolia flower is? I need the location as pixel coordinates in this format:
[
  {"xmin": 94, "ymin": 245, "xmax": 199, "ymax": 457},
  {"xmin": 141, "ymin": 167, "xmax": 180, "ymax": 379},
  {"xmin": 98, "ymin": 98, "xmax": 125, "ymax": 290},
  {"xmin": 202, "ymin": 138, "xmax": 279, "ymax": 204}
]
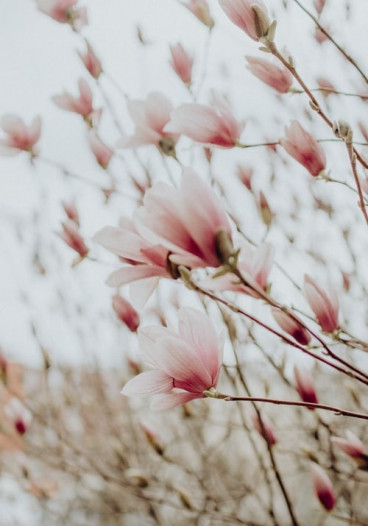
[
  {"xmin": 271, "ymin": 309, "xmax": 311, "ymax": 345},
  {"xmin": 332, "ymin": 431, "xmax": 368, "ymax": 467},
  {"xmin": 112, "ymin": 294, "xmax": 140, "ymax": 332},
  {"xmin": 170, "ymin": 43, "xmax": 194, "ymax": 86},
  {"xmin": 60, "ymin": 220, "xmax": 89, "ymax": 257},
  {"xmin": 136, "ymin": 169, "xmax": 233, "ymax": 269},
  {"xmin": 88, "ymin": 131, "xmax": 113, "ymax": 169},
  {"xmin": 317, "ymin": 77, "xmax": 336, "ymax": 97},
  {"xmin": 78, "ymin": 43, "xmax": 102, "ymax": 79},
  {"xmin": 118, "ymin": 92, "xmax": 179, "ymax": 156},
  {"xmin": 310, "ymin": 463, "xmax": 336, "ymax": 511},
  {"xmin": 122, "ymin": 308, "xmax": 223, "ymax": 410},
  {"xmin": 294, "ymin": 366, "xmax": 318, "ymax": 405},
  {"xmin": 314, "ymin": 0, "xmax": 326, "ymax": 15},
  {"xmin": 37, "ymin": 0, "xmax": 87, "ymax": 30},
  {"xmin": 219, "ymin": 0, "xmax": 271, "ymax": 41},
  {"xmin": 94, "ymin": 218, "xmax": 170, "ymax": 303},
  {"xmin": 246, "ymin": 56, "xmax": 293, "ymax": 93},
  {"xmin": 183, "ymin": 0, "xmax": 214, "ymax": 28},
  {"xmin": 304, "ymin": 275, "xmax": 339, "ymax": 333},
  {"xmin": 53, "ymin": 78, "xmax": 95, "ymax": 120},
  {"xmin": 165, "ymin": 100, "xmax": 244, "ymax": 148},
  {"xmin": 0, "ymin": 115, "xmax": 41, "ymax": 156},
  {"xmin": 280, "ymin": 121, "xmax": 326, "ymax": 176}
]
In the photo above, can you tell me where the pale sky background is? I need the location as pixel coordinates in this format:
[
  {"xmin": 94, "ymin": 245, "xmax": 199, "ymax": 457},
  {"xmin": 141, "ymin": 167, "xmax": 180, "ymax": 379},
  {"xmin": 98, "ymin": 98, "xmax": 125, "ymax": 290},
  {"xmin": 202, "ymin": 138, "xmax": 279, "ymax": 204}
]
[{"xmin": 1, "ymin": 0, "xmax": 368, "ymax": 370}]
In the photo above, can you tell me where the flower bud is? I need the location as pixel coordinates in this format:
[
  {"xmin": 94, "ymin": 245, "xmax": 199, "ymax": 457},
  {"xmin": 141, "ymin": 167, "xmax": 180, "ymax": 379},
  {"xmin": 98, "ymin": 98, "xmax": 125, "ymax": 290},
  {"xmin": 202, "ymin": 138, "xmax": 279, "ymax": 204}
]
[
  {"xmin": 112, "ymin": 294, "xmax": 140, "ymax": 332},
  {"xmin": 294, "ymin": 366, "xmax": 318, "ymax": 406},
  {"xmin": 332, "ymin": 431, "xmax": 368, "ymax": 468},
  {"xmin": 60, "ymin": 220, "xmax": 89, "ymax": 258},
  {"xmin": 310, "ymin": 463, "xmax": 336, "ymax": 511},
  {"xmin": 272, "ymin": 309, "xmax": 311, "ymax": 345},
  {"xmin": 252, "ymin": 412, "xmax": 277, "ymax": 446}
]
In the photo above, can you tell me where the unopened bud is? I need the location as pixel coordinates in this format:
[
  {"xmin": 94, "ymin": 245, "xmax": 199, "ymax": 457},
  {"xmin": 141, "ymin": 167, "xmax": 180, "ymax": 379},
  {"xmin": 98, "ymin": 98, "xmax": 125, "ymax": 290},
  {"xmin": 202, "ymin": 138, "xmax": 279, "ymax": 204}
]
[
  {"xmin": 272, "ymin": 308, "xmax": 311, "ymax": 345},
  {"xmin": 60, "ymin": 220, "xmax": 89, "ymax": 258},
  {"xmin": 112, "ymin": 294, "xmax": 140, "ymax": 332},
  {"xmin": 141, "ymin": 424, "xmax": 164, "ymax": 455},
  {"xmin": 294, "ymin": 366, "xmax": 318, "ymax": 406},
  {"xmin": 332, "ymin": 431, "xmax": 368, "ymax": 469},
  {"xmin": 252, "ymin": 413, "xmax": 277, "ymax": 446},
  {"xmin": 310, "ymin": 463, "xmax": 336, "ymax": 511}
]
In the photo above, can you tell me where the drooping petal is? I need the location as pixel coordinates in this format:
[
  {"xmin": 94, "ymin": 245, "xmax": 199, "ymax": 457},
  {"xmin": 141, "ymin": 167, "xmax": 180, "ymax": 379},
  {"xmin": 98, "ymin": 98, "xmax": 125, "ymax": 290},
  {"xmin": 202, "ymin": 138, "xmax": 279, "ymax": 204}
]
[
  {"xmin": 151, "ymin": 391, "xmax": 202, "ymax": 410},
  {"xmin": 122, "ymin": 370, "xmax": 173, "ymax": 396}
]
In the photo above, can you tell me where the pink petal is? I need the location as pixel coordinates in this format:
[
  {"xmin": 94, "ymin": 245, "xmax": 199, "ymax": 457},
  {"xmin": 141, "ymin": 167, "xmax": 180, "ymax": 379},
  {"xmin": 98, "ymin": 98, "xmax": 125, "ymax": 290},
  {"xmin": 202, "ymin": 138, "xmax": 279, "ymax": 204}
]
[
  {"xmin": 121, "ymin": 370, "xmax": 173, "ymax": 396},
  {"xmin": 151, "ymin": 392, "xmax": 201, "ymax": 410},
  {"xmin": 106, "ymin": 266, "xmax": 167, "ymax": 287}
]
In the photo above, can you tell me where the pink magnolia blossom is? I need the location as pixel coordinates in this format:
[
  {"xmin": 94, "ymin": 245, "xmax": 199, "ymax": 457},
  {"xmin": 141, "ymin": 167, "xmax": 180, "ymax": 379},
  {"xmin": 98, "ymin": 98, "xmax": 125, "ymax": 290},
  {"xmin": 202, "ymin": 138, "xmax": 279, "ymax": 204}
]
[
  {"xmin": 60, "ymin": 220, "xmax": 89, "ymax": 257},
  {"xmin": 304, "ymin": 275, "xmax": 339, "ymax": 333},
  {"xmin": 136, "ymin": 170, "xmax": 233, "ymax": 269},
  {"xmin": 94, "ymin": 218, "xmax": 170, "ymax": 303},
  {"xmin": 78, "ymin": 43, "xmax": 102, "ymax": 79},
  {"xmin": 280, "ymin": 121, "xmax": 326, "ymax": 176},
  {"xmin": 183, "ymin": 0, "xmax": 214, "ymax": 28},
  {"xmin": 314, "ymin": 26, "xmax": 329, "ymax": 44},
  {"xmin": 112, "ymin": 294, "xmax": 140, "ymax": 332},
  {"xmin": 310, "ymin": 463, "xmax": 336, "ymax": 511},
  {"xmin": 170, "ymin": 43, "xmax": 194, "ymax": 86},
  {"xmin": 37, "ymin": 0, "xmax": 87, "ymax": 30},
  {"xmin": 118, "ymin": 92, "xmax": 179, "ymax": 156},
  {"xmin": 219, "ymin": 0, "xmax": 270, "ymax": 41},
  {"xmin": 88, "ymin": 131, "xmax": 113, "ymax": 169},
  {"xmin": 122, "ymin": 308, "xmax": 223, "ymax": 410},
  {"xmin": 165, "ymin": 100, "xmax": 244, "ymax": 148},
  {"xmin": 294, "ymin": 366, "xmax": 318, "ymax": 405},
  {"xmin": 0, "ymin": 115, "xmax": 41, "ymax": 156},
  {"xmin": 332, "ymin": 431, "xmax": 368, "ymax": 466},
  {"xmin": 271, "ymin": 309, "xmax": 311, "ymax": 345},
  {"xmin": 53, "ymin": 78, "xmax": 95, "ymax": 120},
  {"xmin": 246, "ymin": 56, "xmax": 293, "ymax": 93}
]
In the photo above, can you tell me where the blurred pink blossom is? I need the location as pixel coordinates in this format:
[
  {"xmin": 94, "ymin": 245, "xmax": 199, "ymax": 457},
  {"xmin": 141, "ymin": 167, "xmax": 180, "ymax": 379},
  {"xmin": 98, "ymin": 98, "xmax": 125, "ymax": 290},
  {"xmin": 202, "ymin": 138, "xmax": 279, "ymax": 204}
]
[
  {"xmin": 219, "ymin": 0, "xmax": 270, "ymax": 41},
  {"xmin": 314, "ymin": 0, "xmax": 327, "ymax": 15},
  {"xmin": 246, "ymin": 56, "xmax": 293, "ymax": 93},
  {"xmin": 122, "ymin": 308, "xmax": 223, "ymax": 410},
  {"xmin": 280, "ymin": 121, "xmax": 326, "ymax": 176},
  {"xmin": 237, "ymin": 164, "xmax": 253, "ymax": 190},
  {"xmin": 332, "ymin": 431, "xmax": 368, "ymax": 464},
  {"xmin": 62, "ymin": 200, "xmax": 79, "ymax": 225},
  {"xmin": 37, "ymin": 0, "xmax": 87, "ymax": 30},
  {"xmin": 118, "ymin": 92, "xmax": 179, "ymax": 156},
  {"xmin": 169, "ymin": 43, "xmax": 194, "ymax": 86},
  {"xmin": 60, "ymin": 220, "xmax": 89, "ymax": 257},
  {"xmin": 304, "ymin": 275, "xmax": 339, "ymax": 333},
  {"xmin": 4, "ymin": 397, "xmax": 32, "ymax": 436},
  {"xmin": 88, "ymin": 131, "xmax": 113, "ymax": 169},
  {"xmin": 183, "ymin": 0, "xmax": 214, "ymax": 28},
  {"xmin": 0, "ymin": 115, "xmax": 41, "ymax": 156},
  {"xmin": 78, "ymin": 43, "xmax": 102, "ymax": 79},
  {"xmin": 252, "ymin": 413, "xmax": 277, "ymax": 446},
  {"xmin": 136, "ymin": 169, "xmax": 233, "ymax": 268},
  {"xmin": 310, "ymin": 463, "xmax": 336, "ymax": 511},
  {"xmin": 112, "ymin": 294, "xmax": 140, "ymax": 332},
  {"xmin": 165, "ymin": 100, "xmax": 244, "ymax": 148},
  {"xmin": 271, "ymin": 309, "xmax": 311, "ymax": 345},
  {"xmin": 294, "ymin": 366, "xmax": 318, "ymax": 405},
  {"xmin": 53, "ymin": 79, "xmax": 95, "ymax": 121}
]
